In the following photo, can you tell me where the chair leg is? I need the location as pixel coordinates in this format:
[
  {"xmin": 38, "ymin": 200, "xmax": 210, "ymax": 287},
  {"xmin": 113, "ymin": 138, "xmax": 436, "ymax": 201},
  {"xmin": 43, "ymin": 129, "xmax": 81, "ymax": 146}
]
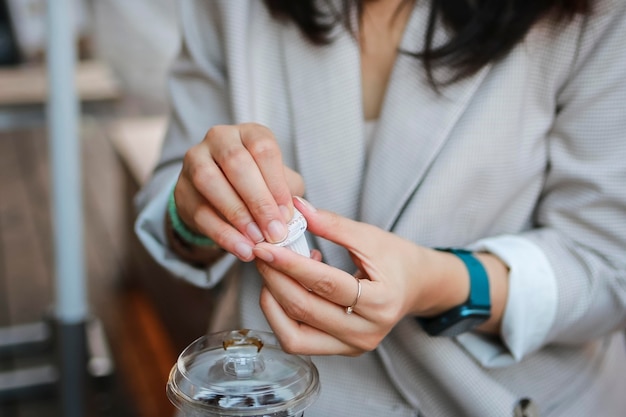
[{"xmin": 0, "ymin": 316, "xmax": 114, "ymax": 404}]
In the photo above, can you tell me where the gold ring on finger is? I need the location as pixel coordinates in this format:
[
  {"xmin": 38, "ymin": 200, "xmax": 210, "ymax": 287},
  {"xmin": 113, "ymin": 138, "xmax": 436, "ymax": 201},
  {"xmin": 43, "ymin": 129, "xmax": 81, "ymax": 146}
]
[{"xmin": 345, "ymin": 276, "xmax": 362, "ymax": 315}]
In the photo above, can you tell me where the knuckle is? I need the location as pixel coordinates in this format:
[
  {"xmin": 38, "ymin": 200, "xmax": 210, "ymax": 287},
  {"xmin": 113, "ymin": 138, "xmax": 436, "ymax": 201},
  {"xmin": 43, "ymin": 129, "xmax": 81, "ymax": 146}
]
[
  {"xmin": 247, "ymin": 137, "xmax": 281, "ymax": 160},
  {"xmin": 379, "ymin": 314, "xmax": 397, "ymax": 330},
  {"xmin": 205, "ymin": 124, "xmax": 230, "ymax": 142},
  {"xmin": 239, "ymin": 123, "xmax": 280, "ymax": 155},
  {"xmin": 310, "ymin": 274, "xmax": 338, "ymax": 297},
  {"xmin": 241, "ymin": 122, "xmax": 273, "ymax": 138},
  {"xmin": 282, "ymin": 295, "xmax": 310, "ymax": 322},
  {"xmin": 222, "ymin": 204, "xmax": 251, "ymax": 227},
  {"xmin": 345, "ymin": 350, "xmax": 365, "ymax": 358},
  {"xmin": 360, "ymin": 338, "xmax": 380, "ymax": 353},
  {"xmin": 246, "ymin": 198, "xmax": 278, "ymax": 221},
  {"xmin": 182, "ymin": 146, "xmax": 201, "ymax": 170},
  {"xmin": 240, "ymin": 121, "xmax": 268, "ymax": 132},
  {"xmin": 187, "ymin": 156, "xmax": 220, "ymax": 188},
  {"xmin": 375, "ymin": 299, "xmax": 403, "ymax": 329},
  {"xmin": 217, "ymin": 146, "xmax": 250, "ymax": 172},
  {"xmin": 189, "ymin": 164, "xmax": 217, "ymax": 189},
  {"xmin": 353, "ymin": 333, "xmax": 382, "ymax": 353}
]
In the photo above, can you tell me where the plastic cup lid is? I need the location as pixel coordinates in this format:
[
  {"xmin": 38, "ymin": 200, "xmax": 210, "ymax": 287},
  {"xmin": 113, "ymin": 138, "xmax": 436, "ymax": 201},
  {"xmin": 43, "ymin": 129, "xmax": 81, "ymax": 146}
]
[{"xmin": 167, "ymin": 329, "xmax": 320, "ymax": 416}]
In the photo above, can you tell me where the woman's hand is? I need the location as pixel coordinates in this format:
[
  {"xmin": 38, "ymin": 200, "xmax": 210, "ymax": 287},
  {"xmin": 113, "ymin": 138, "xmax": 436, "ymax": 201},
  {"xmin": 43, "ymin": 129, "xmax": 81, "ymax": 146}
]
[
  {"xmin": 173, "ymin": 123, "xmax": 305, "ymax": 261},
  {"xmin": 253, "ymin": 197, "xmax": 477, "ymax": 356}
]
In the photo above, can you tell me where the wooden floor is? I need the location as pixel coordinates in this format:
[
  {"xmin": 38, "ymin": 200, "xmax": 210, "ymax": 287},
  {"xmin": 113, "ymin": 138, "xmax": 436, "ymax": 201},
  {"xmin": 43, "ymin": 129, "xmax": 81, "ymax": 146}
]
[{"xmin": 0, "ymin": 108, "xmax": 213, "ymax": 416}]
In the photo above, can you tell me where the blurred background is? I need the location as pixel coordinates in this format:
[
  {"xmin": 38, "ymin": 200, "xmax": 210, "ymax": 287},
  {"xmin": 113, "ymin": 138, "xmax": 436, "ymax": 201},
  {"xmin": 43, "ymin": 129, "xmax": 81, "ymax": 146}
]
[{"xmin": 0, "ymin": 1, "xmax": 215, "ymax": 416}]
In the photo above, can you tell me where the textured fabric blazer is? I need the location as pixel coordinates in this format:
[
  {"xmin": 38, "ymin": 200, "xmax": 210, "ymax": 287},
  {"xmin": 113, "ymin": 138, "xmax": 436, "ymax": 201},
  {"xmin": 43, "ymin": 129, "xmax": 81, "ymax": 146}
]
[{"xmin": 135, "ymin": 1, "xmax": 626, "ymax": 416}]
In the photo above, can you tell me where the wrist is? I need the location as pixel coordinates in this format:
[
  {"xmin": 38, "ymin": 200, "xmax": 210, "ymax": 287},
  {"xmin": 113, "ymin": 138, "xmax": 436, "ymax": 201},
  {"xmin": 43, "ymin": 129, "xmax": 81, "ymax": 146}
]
[
  {"xmin": 165, "ymin": 188, "xmax": 225, "ymax": 266},
  {"xmin": 417, "ymin": 248, "xmax": 492, "ymax": 337},
  {"xmin": 168, "ymin": 188, "xmax": 217, "ymax": 247},
  {"xmin": 165, "ymin": 210, "xmax": 225, "ymax": 266},
  {"xmin": 473, "ymin": 252, "xmax": 508, "ymax": 333},
  {"xmin": 416, "ymin": 248, "xmax": 471, "ymax": 317}
]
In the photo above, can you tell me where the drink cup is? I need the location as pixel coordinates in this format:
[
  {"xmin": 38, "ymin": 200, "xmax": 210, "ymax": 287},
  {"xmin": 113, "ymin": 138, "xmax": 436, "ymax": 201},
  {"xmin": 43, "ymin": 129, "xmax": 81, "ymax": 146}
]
[{"xmin": 167, "ymin": 329, "xmax": 320, "ymax": 417}]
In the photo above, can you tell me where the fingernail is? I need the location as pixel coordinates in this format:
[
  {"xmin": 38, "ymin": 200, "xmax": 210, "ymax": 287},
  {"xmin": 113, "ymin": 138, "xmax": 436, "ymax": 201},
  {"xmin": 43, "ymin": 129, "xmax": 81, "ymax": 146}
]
[
  {"xmin": 279, "ymin": 205, "xmax": 291, "ymax": 222},
  {"xmin": 267, "ymin": 219, "xmax": 288, "ymax": 243},
  {"xmin": 295, "ymin": 196, "xmax": 316, "ymax": 212},
  {"xmin": 234, "ymin": 242, "xmax": 253, "ymax": 260},
  {"xmin": 253, "ymin": 246, "xmax": 274, "ymax": 263},
  {"xmin": 246, "ymin": 222, "xmax": 265, "ymax": 243}
]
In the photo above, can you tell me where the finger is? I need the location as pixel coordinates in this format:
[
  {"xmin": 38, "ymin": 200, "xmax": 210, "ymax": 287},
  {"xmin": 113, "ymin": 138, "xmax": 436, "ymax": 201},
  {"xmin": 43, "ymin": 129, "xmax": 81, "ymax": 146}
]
[
  {"xmin": 260, "ymin": 286, "xmax": 361, "ymax": 356},
  {"xmin": 255, "ymin": 242, "xmax": 385, "ymax": 323},
  {"xmin": 259, "ymin": 269, "xmax": 378, "ymax": 353},
  {"xmin": 240, "ymin": 123, "xmax": 296, "ymax": 216},
  {"xmin": 284, "ymin": 166, "xmax": 305, "ymax": 197},
  {"xmin": 310, "ymin": 249, "xmax": 322, "ymax": 262},
  {"xmin": 174, "ymin": 180, "xmax": 256, "ymax": 261},
  {"xmin": 206, "ymin": 125, "xmax": 289, "ymax": 243},
  {"xmin": 254, "ymin": 242, "xmax": 363, "ymax": 309},
  {"xmin": 293, "ymin": 197, "xmax": 377, "ymax": 254},
  {"xmin": 183, "ymin": 143, "xmax": 265, "ymax": 244}
]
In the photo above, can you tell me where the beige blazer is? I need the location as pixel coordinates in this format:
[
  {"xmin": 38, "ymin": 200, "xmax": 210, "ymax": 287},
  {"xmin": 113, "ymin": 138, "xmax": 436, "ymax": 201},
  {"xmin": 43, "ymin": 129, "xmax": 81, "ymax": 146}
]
[{"xmin": 135, "ymin": 1, "xmax": 626, "ymax": 416}]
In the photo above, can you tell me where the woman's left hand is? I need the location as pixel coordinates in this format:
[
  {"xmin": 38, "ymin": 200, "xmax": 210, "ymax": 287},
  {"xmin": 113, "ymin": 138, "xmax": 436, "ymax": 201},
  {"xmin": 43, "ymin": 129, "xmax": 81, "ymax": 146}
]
[{"xmin": 253, "ymin": 197, "xmax": 471, "ymax": 356}]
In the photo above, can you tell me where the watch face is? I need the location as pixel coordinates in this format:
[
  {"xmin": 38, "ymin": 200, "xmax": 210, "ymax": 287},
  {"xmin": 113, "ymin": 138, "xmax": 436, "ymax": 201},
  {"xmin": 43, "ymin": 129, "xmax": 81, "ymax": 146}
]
[
  {"xmin": 418, "ymin": 306, "xmax": 490, "ymax": 337},
  {"xmin": 435, "ymin": 315, "xmax": 489, "ymax": 337}
]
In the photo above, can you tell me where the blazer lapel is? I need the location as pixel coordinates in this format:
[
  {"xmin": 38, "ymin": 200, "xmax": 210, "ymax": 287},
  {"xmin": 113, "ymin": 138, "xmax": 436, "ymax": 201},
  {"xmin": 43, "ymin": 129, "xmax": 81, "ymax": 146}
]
[
  {"xmin": 281, "ymin": 1, "xmax": 491, "ymax": 267},
  {"xmin": 361, "ymin": 2, "xmax": 491, "ymax": 231},
  {"xmin": 281, "ymin": 13, "xmax": 365, "ymax": 270}
]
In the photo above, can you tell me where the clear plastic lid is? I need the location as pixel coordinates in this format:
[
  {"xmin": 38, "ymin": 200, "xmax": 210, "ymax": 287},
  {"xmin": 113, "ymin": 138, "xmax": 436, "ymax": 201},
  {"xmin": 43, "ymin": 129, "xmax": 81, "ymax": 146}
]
[{"xmin": 167, "ymin": 329, "xmax": 320, "ymax": 417}]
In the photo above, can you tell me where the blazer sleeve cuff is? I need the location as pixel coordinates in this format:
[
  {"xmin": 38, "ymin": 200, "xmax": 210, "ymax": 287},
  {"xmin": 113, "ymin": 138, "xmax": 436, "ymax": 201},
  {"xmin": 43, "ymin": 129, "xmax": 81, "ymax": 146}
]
[
  {"xmin": 455, "ymin": 235, "xmax": 558, "ymax": 367},
  {"xmin": 134, "ymin": 176, "xmax": 237, "ymax": 289}
]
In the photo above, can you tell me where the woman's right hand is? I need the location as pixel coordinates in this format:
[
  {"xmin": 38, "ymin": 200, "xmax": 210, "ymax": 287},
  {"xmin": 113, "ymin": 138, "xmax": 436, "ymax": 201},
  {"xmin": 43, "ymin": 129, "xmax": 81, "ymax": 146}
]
[{"xmin": 172, "ymin": 123, "xmax": 305, "ymax": 262}]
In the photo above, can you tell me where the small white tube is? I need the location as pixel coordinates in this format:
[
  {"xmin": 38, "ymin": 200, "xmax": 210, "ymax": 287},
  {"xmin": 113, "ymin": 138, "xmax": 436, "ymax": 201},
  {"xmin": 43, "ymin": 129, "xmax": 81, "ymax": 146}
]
[{"xmin": 274, "ymin": 208, "xmax": 310, "ymax": 257}]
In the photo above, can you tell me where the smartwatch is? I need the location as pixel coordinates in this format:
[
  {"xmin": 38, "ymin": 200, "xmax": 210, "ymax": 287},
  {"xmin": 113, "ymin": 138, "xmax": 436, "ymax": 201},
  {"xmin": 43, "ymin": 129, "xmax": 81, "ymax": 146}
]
[{"xmin": 417, "ymin": 248, "xmax": 491, "ymax": 337}]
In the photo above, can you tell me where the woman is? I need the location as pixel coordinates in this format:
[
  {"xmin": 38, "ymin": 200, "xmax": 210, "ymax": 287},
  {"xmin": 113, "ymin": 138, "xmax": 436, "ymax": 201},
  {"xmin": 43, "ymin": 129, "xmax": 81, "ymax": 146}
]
[{"xmin": 135, "ymin": 0, "xmax": 626, "ymax": 415}]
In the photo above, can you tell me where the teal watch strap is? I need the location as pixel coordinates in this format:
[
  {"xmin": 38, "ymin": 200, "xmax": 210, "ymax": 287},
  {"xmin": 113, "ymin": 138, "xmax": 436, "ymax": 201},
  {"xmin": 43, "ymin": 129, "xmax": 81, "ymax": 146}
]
[
  {"xmin": 167, "ymin": 188, "xmax": 216, "ymax": 247},
  {"xmin": 444, "ymin": 248, "xmax": 490, "ymax": 308},
  {"xmin": 417, "ymin": 248, "xmax": 491, "ymax": 336}
]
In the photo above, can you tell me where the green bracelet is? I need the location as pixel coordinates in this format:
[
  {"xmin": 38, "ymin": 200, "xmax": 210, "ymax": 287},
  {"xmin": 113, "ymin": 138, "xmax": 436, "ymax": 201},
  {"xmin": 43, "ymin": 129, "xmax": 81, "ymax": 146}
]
[{"xmin": 167, "ymin": 189, "xmax": 216, "ymax": 247}]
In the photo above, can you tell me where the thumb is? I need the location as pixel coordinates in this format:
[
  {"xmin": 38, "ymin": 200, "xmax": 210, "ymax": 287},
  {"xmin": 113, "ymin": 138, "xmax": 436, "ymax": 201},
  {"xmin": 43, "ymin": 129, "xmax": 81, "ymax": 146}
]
[{"xmin": 293, "ymin": 197, "xmax": 376, "ymax": 253}]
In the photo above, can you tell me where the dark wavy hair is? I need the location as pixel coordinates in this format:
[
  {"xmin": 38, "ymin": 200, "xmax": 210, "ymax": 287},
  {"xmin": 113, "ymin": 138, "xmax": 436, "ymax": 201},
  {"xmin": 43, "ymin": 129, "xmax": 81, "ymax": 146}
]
[{"xmin": 264, "ymin": 0, "xmax": 593, "ymax": 86}]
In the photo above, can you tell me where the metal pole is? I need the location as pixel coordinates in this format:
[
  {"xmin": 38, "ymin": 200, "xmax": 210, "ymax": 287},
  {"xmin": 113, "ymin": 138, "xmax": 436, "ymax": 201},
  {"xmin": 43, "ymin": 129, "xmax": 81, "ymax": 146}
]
[
  {"xmin": 47, "ymin": 1, "xmax": 88, "ymax": 416},
  {"xmin": 47, "ymin": 0, "xmax": 87, "ymax": 330}
]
